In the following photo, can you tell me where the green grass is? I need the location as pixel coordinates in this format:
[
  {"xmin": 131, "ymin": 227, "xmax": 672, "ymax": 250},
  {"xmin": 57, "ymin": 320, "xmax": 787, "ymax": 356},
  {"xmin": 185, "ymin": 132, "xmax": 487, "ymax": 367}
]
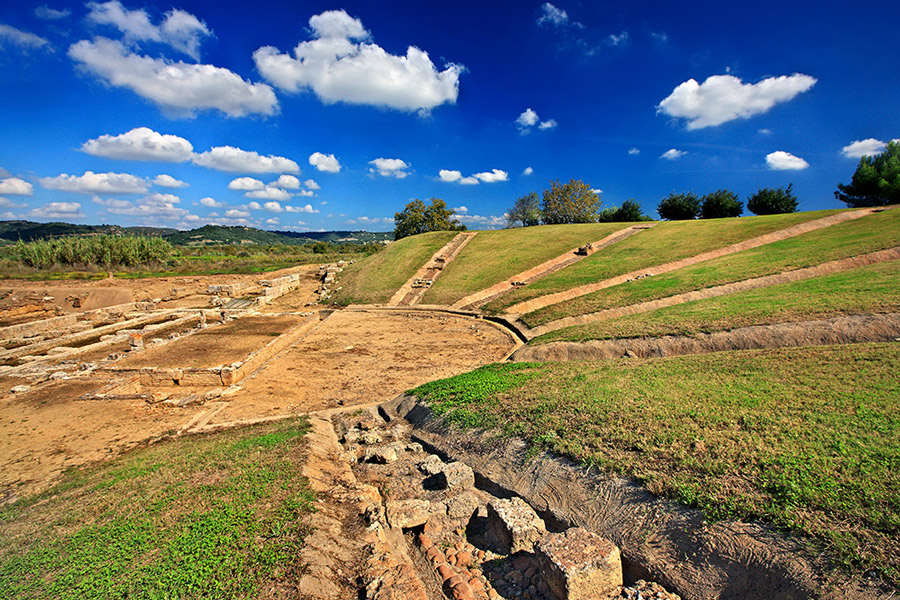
[
  {"xmin": 0, "ymin": 419, "xmax": 315, "ymax": 600},
  {"xmin": 523, "ymin": 208, "xmax": 900, "ymax": 326},
  {"xmin": 484, "ymin": 209, "xmax": 844, "ymax": 314},
  {"xmin": 331, "ymin": 231, "xmax": 457, "ymax": 305},
  {"xmin": 421, "ymin": 223, "xmax": 630, "ymax": 305},
  {"xmin": 412, "ymin": 344, "xmax": 900, "ymax": 584},
  {"xmin": 531, "ymin": 259, "xmax": 900, "ymax": 342}
]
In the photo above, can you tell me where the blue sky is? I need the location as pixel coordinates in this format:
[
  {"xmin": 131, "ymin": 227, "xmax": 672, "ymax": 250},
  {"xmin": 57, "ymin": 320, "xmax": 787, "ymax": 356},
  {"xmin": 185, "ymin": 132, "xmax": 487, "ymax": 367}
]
[{"xmin": 0, "ymin": 1, "xmax": 897, "ymax": 232}]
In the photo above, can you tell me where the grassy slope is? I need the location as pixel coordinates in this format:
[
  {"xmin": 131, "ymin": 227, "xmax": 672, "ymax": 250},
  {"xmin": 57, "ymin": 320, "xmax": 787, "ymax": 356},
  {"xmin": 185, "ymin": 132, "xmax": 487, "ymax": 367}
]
[
  {"xmin": 531, "ymin": 259, "xmax": 900, "ymax": 343},
  {"xmin": 523, "ymin": 208, "xmax": 900, "ymax": 326},
  {"xmin": 484, "ymin": 209, "xmax": 843, "ymax": 313},
  {"xmin": 331, "ymin": 231, "xmax": 457, "ymax": 305},
  {"xmin": 412, "ymin": 345, "xmax": 900, "ymax": 583},
  {"xmin": 0, "ymin": 419, "xmax": 315, "ymax": 600},
  {"xmin": 422, "ymin": 223, "xmax": 629, "ymax": 306}
]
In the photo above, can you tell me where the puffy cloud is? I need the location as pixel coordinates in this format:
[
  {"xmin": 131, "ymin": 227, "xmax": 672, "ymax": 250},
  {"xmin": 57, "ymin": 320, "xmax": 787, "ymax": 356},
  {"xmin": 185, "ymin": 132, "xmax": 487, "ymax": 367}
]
[
  {"xmin": 194, "ymin": 146, "xmax": 299, "ymax": 173},
  {"xmin": 35, "ymin": 5, "xmax": 71, "ymax": 19},
  {"xmin": 0, "ymin": 177, "xmax": 33, "ymax": 196},
  {"xmin": 538, "ymin": 119, "xmax": 557, "ymax": 130},
  {"xmin": 657, "ymin": 73, "xmax": 817, "ymax": 129},
  {"xmin": 628, "ymin": 147, "xmax": 640, "ymax": 155},
  {"xmin": 40, "ymin": 170, "xmax": 148, "ymax": 194},
  {"xmin": 766, "ymin": 151, "xmax": 809, "ymax": 170},
  {"xmin": 0, "ymin": 197, "xmax": 26, "ymax": 208},
  {"xmin": 253, "ymin": 9, "xmax": 462, "ymax": 112},
  {"xmin": 516, "ymin": 108, "xmax": 556, "ymax": 133},
  {"xmin": 153, "ymin": 174, "xmax": 187, "ymax": 188},
  {"xmin": 346, "ymin": 216, "xmax": 392, "ymax": 226},
  {"xmin": 473, "ymin": 169, "xmax": 508, "ymax": 183},
  {"xmin": 369, "ymin": 158, "xmax": 410, "ymax": 178},
  {"xmin": 0, "ymin": 24, "xmax": 51, "ymax": 50},
  {"xmin": 29, "ymin": 202, "xmax": 84, "ymax": 219},
  {"xmin": 296, "ymin": 189, "xmax": 315, "ymax": 197},
  {"xmin": 841, "ymin": 138, "xmax": 888, "ymax": 159},
  {"xmin": 98, "ymin": 192, "xmax": 188, "ymax": 220},
  {"xmin": 228, "ymin": 176, "xmax": 265, "ymax": 191},
  {"xmin": 199, "ymin": 196, "xmax": 222, "ymax": 207},
  {"xmin": 309, "ymin": 152, "xmax": 341, "ymax": 173},
  {"xmin": 274, "ymin": 174, "xmax": 301, "ymax": 189},
  {"xmin": 246, "ymin": 202, "xmax": 262, "ymax": 210},
  {"xmin": 225, "ymin": 208, "xmax": 250, "ymax": 218},
  {"xmin": 304, "ymin": 178, "xmax": 320, "ymax": 190},
  {"xmin": 68, "ymin": 38, "xmax": 278, "ymax": 118},
  {"xmin": 286, "ymin": 204, "xmax": 319, "ymax": 213},
  {"xmin": 459, "ymin": 177, "xmax": 479, "ymax": 185},
  {"xmin": 86, "ymin": 1, "xmax": 212, "ymax": 60},
  {"xmin": 456, "ymin": 214, "xmax": 505, "ymax": 228},
  {"xmin": 82, "ymin": 127, "xmax": 194, "ymax": 162},
  {"xmin": 606, "ymin": 31, "xmax": 629, "ymax": 46},
  {"xmin": 660, "ymin": 149, "xmax": 686, "ymax": 160},
  {"xmin": 522, "ymin": 166, "xmax": 534, "ymax": 176},
  {"xmin": 537, "ymin": 3, "xmax": 580, "ymax": 28},
  {"xmin": 262, "ymin": 201, "xmax": 283, "ymax": 213},
  {"xmin": 266, "ymin": 217, "xmax": 279, "ymax": 225},
  {"xmin": 438, "ymin": 169, "xmax": 462, "ymax": 183},
  {"xmin": 245, "ymin": 187, "xmax": 292, "ymax": 201}
]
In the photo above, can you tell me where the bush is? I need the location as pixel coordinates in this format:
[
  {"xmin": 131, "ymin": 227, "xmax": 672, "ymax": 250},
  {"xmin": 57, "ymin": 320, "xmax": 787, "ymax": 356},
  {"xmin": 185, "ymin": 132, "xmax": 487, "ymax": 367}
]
[
  {"xmin": 657, "ymin": 193, "xmax": 701, "ymax": 220},
  {"xmin": 747, "ymin": 184, "xmax": 798, "ymax": 215},
  {"xmin": 700, "ymin": 189, "xmax": 743, "ymax": 219}
]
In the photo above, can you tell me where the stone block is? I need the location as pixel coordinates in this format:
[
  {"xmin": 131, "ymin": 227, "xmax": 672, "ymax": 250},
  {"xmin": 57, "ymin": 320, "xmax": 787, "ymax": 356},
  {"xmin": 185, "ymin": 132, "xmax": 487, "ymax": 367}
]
[
  {"xmin": 438, "ymin": 461, "xmax": 475, "ymax": 490},
  {"xmin": 385, "ymin": 499, "xmax": 431, "ymax": 529},
  {"xmin": 536, "ymin": 528, "xmax": 622, "ymax": 600},
  {"xmin": 445, "ymin": 491, "xmax": 480, "ymax": 520},
  {"xmin": 485, "ymin": 497, "xmax": 546, "ymax": 555},
  {"xmin": 365, "ymin": 446, "xmax": 399, "ymax": 464},
  {"xmin": 418, "ymin": 454, "xmax": 444, "ymax": 475}
]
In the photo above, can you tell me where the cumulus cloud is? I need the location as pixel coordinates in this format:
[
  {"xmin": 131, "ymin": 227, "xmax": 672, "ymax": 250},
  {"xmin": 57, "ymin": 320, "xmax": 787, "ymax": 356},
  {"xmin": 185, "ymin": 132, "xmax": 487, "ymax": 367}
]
[
  {"xmin": 0, "ymin": 24, "xmax": 51, "ymax": 51},
  {"xmin": 538, "ymin": 119, "xmax": 557, "ymax": 130},
  {"xmin": 296, "ymin": 189, "xmax": 315, "ymax": 197},
  {"xmin": 261, "ymin": 201, "xmax": 283, "ymax": 213},
  {"xmin": 245, "ymin": 187, "xmax": 292, "ymax": 201},
  {"xmin": 29, "ymin": 202, "xmax": 84, "ymax": 219},
  {"xmin": 0, "ymin": 197, "xmax": 25, "ymax": 209},
  {"xmin": 456, "ymin": 214, "xmax": 505, "ymax": 228},
  {"xmin": 766, "ymin": 151, "xmax": 809, "ymax": 170},
  {"xmin": 536, "ymin": 3, "xmax": 581, "ymax": 28},
  {"xmin": 309, "ymin": 152, "xmax": 341, "ymax": 173},
  {"xmin": 438, "ymin": 169, "xmax": 462, "ymax": 183},
  {"xmin": 522, "ymin": 166, "xmax": 534, "ymax": 176},
  {"xmin": 516, "ymin": 108, "xmax": 557, "ymax": 133},
  {"xmin": 225, "ymin": 208, "xmax": 249, "ymax": 218},
  {"xmin": 86, "ymin": 1, "xmax": 212, "ymax": 60},
  {"xmin": 153, "ymin": 174, "xmax": 187, "ymax": 188},
  {"xmin": 346, "ymin": 216, "xmax": 392, "ymax": 226},
  {"xmin": 304, "ymin": 178, "xmax": 320, "ymax": 190},
  {"xmin": 286, "ymin": 204, "xmax": 319, "ymax": 213},
  {"xmin": 274, "ymin": 174, "xmax": 301, "ymax": 189},
  {"xmin": 660, "ymin": 149, "xmax": 686, "ymax": 160},
  {"xmin": 82, "ymin": 127, "xmax": 194, "ymax": 162},
  {"xmin": 0, "ymin": 177, "xmax": 33, "ymax": 196},
  {"xmin": 194, "ymin": 146, "xmax": 299, "ymax": 173},
  {"xmin": 657, "ymin": 73, "xmax": 817, "ymax": 130},
  {"xmin": 199, "ymin": 196, "xmax": 222, "ymax": 207},
  {"xmin": 40, "ymin": 170, "xmax": 148, "ymax": 194},
  {"xmin": 68, "ymin": 37, "xmax": 278, "ymax": 118},
  {"xmin": 628, "ymin": 147, "xmax": 640, "ymax": 155},
  {"xmin": 453, "ymin": 206, "xmax": 468, "ymax": 213},
  {"xmin": 369, "ymin": 158, "xmax": 410, "ymax": 178},
  {"xmin": 228, "ymin": 177, "xmax": 265, "ymax": 191},
  {"xmin": 253, "ymin": 9, "xmax": 462, "ymax": 112},
  {"xmin": 439, "ymin": 168, "xmax": 506, "ymax": 185},
  {"xmin": 35, "ymin": 5, "xmax": 71, "ymax": 19},
  {"xmin": 459, "ymin": 177, "xmax": 479, "ymax": 185},
  {"xmin": 841, "ymin": 138, "xmax": 889, "ymax": 159},
  {"xmin": 473, "ymin": 169, "xmax": 508, "ymax": 183},
  {"xmin": 97, "ymin": 192, "xmax": 189, "ymax": 220}
]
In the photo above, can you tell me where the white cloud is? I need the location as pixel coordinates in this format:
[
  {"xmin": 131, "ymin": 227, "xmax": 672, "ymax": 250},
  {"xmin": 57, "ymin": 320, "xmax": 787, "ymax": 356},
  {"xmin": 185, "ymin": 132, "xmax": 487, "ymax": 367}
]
[
  {"xmin": 456, "ymin": 214, "xmax": 505, "ymax": 228},
  {"xmin": 766, "ymin": 151, "xmax": 809, "ymax": 170},
  {"xmin": 199, "ymin": 196, "xmax": 222, "ymax": 207},
  {"xmin": 657, "ymin": 73, "xmax": 817, "ymax": 130},
  {"xmin": 35, "ymin": 5, "xmax": 71, "ymax": 19},
  {"xmin": 660, "ymin": 149, "xmax": 686, "ymax": 160},
  {"xmin": 537, "ymin": 3, "xmax": 580, "ymax": 28},
  {"xmin": 473, "ymin": 169, "xmax": 508, "ymax": 183},
  {"xmin": 347, "ymin": 216, "xmax": 392, "ymax": 226},
  {"xmin": 0, "ymin": 178, "xmax": 33, "ymax": 196},
  {"xmin": 538, "ymin": 119, "xmax": 557, "ymax": 130},
  {"xmin": 274, "ymin": 174, "xmax": 301, "ymax": 189},
  {"xmin": 438, "ymin": 169, "xmax": 462, "ymax": 183},
  {"xmin": 262, "ymin": 201, "xmax": 283, "ymax": 213},
  {"xmin": 194, "ymin": 146, "xmax": 299, "ymax": 173},
  {"xmin": 296, "ymin": 189, "xmax": 315, "ymax": 197},
  {"xmin": 246, "ymin": 187, "xmax": 292, "ymax": 201},
  {"xmin": 246, "ymin": 202, "xmax": 262, "ymax": 210},
  {"xmin": 86, "ymin": 1, "xmax": 212, "ymax": 60},
  {"xmin": 522, "ymin": 166, "xmax": 534, "ymax": 176},
  {"xmin": 68, "ymin": 38, "xmax": 278, "ymax": 118},
  {"xmin": 98, "ymin": 192, "xmax": 188, "ymax": 220},
  {"xmin": 309, "ymin": 152, "xmax": 341, "ymax": 173},
  {"xmin": 459, "ymin": 177, "xmax": 479, "ymax": 185},
  {"xmin": 29, "ymin": 202, "xmax": 84, "ymax": 219},
  {"xmin": 453, "ymin": 206, "xmax": 468, "ymax": 213},
  {"xmin": 758, "ymin": 128, "xmax": 773, "ymax": 135},
  {"xmin": 153, "ymin": 174, "xmax": 188, "ymax": 188},
  {"xmin": 286, "ymin": 203, "xmax": 319, "ymax": 213},
  {"xmin": 228, "ymin": 176, "xmax": 265, "ymax": 191},
  {"xmin": 40, "ymin": 170, "xmax": 148, "ymax": 194},
  {"xmin": 253, "ymin": 9, "xmax": 462, "ymax": 112},
  {"xmin": 607, "ymin": 32, "xmax": 629, "ymax": 46},
  {"xmin": 841, "ymin": 138, "xmax": 888, "ymax": 159},
  {"xmin": 82, "ymin": 127, "xmax": 194, "ymax": 162},
  {"xmin": 266, "ymin": 217, "xmax": 279, "ymax": 225},
  {"xmin": 369, "ymin": 157, "xmax": 410, "ymax": 178},
  {"xmin": 628, "ymin": 147, "xmax": 640, "ymax": 155},
  {"xmin": 516, "ymin": 108, "xmax": 539, "ymax": 128},
  {"xmin": 0, "ymin": 24, "xmax": 50, "ymax": 50},
  {"xmin": 304, "ymin": 178, "xmax": 320, "ymax": 190},
  {"xmin": 0, "ymin": 197, "xmax": 25, "ymax": 208},
  {"xmin": 225, "ymin": 208, "xmax": 250, "ymax": 218}
]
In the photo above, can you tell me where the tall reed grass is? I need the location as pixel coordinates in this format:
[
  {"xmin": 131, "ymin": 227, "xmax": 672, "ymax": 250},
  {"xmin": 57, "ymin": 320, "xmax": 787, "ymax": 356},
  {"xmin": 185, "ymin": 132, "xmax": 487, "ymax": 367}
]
[{"xmin": 13, "ymin": 235, "xmax": 172, "ymax": 269}]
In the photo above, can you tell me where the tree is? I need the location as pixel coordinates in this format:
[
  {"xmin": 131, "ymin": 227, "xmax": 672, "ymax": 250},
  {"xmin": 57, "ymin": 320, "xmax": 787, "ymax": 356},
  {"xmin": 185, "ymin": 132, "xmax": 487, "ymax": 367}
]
[
  {"xmin": 596, "ymin": 199, "xmax": 649, "ymax": 222},
  {"xmin": 835, "ymin": 141, "xmax": 900, "ymax": 207},
  {"xmin": 700, "ymin": 189, "xmax": 743, "ymax": 219},
  {"xmin": 657, "ymin": 192, "xmax": 700, "ymax": 220},
  {"xmin": 506, "ymin": 192, "xmax": 542, "ymax": 228},
  {"xmin": 393, "ymin": 198, "xmax": 466, "ymax": 240},
  {"xmin": 541, "ymin": 179, "xmax": 602, "ymax": 224},
  {"xmin": 747, "ymin": 184, "xmax": 798, "ymax": 215}
]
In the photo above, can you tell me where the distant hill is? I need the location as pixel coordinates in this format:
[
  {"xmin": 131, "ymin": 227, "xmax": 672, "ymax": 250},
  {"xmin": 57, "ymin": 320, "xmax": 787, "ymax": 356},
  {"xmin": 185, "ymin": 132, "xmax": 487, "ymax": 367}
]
[
  {"xmin": 273, "ymin": 230, "xmax": 393, "ymax": 244},
  {"xmin": 0, "ymin": 220, "xmax": 177, "ymax": 243},
  {"xmin": 165, "ymin": 225, "xmax": 294, "ymax": 246}
]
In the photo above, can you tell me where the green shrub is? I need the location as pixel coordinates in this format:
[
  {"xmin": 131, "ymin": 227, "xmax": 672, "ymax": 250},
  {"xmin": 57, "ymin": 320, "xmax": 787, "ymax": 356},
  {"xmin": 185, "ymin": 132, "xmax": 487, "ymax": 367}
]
[
  {"xmin": 748, "ymin": 184, "xmax": 799, "ymax": 215},
  {"xmin": 657, "ymin": 192, "xmax": 701, "ymax": 220}
]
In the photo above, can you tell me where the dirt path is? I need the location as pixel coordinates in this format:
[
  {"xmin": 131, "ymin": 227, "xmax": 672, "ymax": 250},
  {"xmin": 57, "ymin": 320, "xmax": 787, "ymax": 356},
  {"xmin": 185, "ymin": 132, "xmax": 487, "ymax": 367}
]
[
  {"xmin": 527, "ymin": 246, "xmax": 900, "ymax": 337},
  {"xmin": 450, "ymin": 224, "xmax": 655, "ymax": 311},
  {"xmin": 504, "ymin": 207, "xmax": 881, "ymax": 317},
  {"xmin": 388, "ymin": 232, "xmax": 477, "ymax": 307}
]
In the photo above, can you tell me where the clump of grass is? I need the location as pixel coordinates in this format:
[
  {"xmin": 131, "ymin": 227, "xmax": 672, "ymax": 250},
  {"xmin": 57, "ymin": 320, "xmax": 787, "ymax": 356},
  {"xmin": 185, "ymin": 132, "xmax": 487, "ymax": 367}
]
[
  {"xmin": 13, "ymin": 235, "xmax": 172, "ymax": 269},
  {"xmin": 412, "ymin": 345, "xmax": 900, "ymax": 584},
  {"xmin": 0, "ymin": 418, "xmax": 315, "ymax": 599}
]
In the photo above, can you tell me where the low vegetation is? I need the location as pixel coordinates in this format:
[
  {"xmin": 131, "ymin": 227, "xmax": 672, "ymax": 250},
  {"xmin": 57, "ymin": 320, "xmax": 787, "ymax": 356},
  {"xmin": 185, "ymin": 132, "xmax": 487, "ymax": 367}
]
[
  {"xmin": 522, "ymin": 207, "xmax": 900, "ymax": 326},
  {"xmin": 531, "ymin": 259, "xmax": 900, "ymax": 342},
  {"xmin": 486, "ymin": 209, "xmax": 840, "ymax": 313},
  {"xmin": 412, "ymin": 344, "xmax": 900, "ymax": 583},
  {"xmin": 0, "ymin": 418, "xmax": 316, "ymax": 599},
  {"xmin": 12, "ymin": 235, "xmax": 172, "ymax": 269},
  {"xmin": 747, "ymin": 184, "xmax": 799, "ymax": 215}
]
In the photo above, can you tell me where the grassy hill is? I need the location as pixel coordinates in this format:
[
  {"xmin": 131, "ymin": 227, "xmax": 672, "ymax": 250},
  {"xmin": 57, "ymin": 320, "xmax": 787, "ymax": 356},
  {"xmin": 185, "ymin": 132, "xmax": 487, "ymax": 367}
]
[{"xmin": 0, "ymin": 220, "xmax": 177, "ymax": 243}]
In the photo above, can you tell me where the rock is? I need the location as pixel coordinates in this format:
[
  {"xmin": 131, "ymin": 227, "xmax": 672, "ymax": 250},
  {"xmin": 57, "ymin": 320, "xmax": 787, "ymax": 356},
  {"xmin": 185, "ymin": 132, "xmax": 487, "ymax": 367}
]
[
  {"xmin": 360, "ymin": 431, "xmax": 384, "ymax": 445},
  {"xmin": 342, "ymin": 429, "xmax": 361, "ymax": 445},
  {"xmin": 79, "ymin": 362, "xmax": 96, "ymax": 371},
  {"xmin": 485, "ymin": 497, "xmax": 546, "ymax": 555},
  {"xmin": 406, "ymin": 442, "xmax": 423, "ymax": 453},
  {"xmin": 536, "ymin": 527, "xmax": 622, "ymax": 600},
  {"xmin": 385, "ymin": 499, "xmax": 431, "ymax": 529},
  {"xmin": 438, "ymin": 461, "xmax": 475, "ymax": 490},
  {"xmin": 10, "ymin": 385, "xmax": 30, "ymax": 394},
  {"xmin": 49, "ymin": 371, "xmax": 68, "ymax": 381},
  {"xmin": 445, "ymin": 491, "xmax": 481, "ymax": 520},
  {"xmin": 365, "ymin": 446, "xmax": 399, "ymax": 464},
  {"xmin": 418, "ymin": 454, "xmax": 444, "ymax": 475}
]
